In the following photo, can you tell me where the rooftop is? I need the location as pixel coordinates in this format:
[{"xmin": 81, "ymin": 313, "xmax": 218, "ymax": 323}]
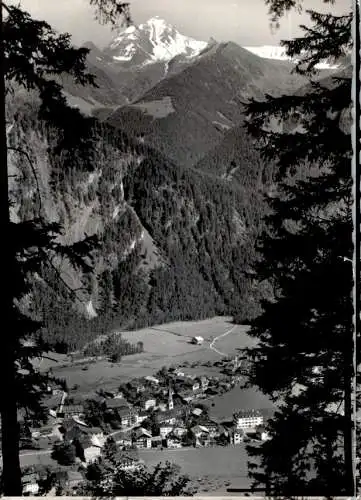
[
  {"xmin": 114, "ymin": 430, "xmax": 133, "ymax": 440},
  {"xmin": 62, "ymin": 405, "xmax": 84, "ymax": 413},
  {"xmin": 105, "ymin": 398, "xmax": 130, "ymax": 409},
  {"xmin": 134, "ymin": 427, "xmax": 152, "ymax": 439},
  {"xmin": 234, "ymin": 409, "xmax": 263, "ymax": 418},
  {"xmin": 67, "ymin": 470, "xmax": 84, "ymax": 482},
  {"xmin": 116, "ymin": 407, "xmax": 134, "ymax": 418}
]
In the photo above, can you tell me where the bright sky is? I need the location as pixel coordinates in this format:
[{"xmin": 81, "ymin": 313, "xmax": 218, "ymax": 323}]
[{"xmin": 13, "ymin": 0, "xmax": 351, "ymax": 48}]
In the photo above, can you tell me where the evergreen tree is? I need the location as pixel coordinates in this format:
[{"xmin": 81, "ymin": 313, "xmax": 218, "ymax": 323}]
[
  {"xmin": 242, "ymin": 0, "xmax": 356, "ymax": 495},
  {"xmin": 0, "ymin": 0, "xmax": 129, "ymax": 494},
  {"xmin": 84, "ymin": 398, "xmax": 106, "ymax": 427},
  {"xmin": 51, "ymin": 441, "xmax": 77, "ymax": 466},
  {"xmin": 82, "ymin": 458, "xmax": 195, "ymax": 496},
  {"xmin": 102, "ymin": 436, "xmax": 119, "ymax": 463}
]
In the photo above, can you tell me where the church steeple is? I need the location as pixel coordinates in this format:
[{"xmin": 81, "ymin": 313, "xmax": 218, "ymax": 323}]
[{"xmin": 168, "ymin": 383, "xmax": 174, "ymax": 410}]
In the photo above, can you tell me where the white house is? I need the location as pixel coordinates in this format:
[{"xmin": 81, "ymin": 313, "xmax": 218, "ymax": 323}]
[
  {"xmin": 191, "ymin": 336, "xmax": 204, "ymax": 345},
  {"xmin": 166, "ymin": 434, "xmax": 183, "ymax": 448},
  {"xmin": 200, "ymin": 376, "xmax": 209, "ymax": 389},
  {"xmin": 84, "ymin": 445, "xmax": 102, "ymax": 464},
  {"xmin": 232, "ymin": 429, "xmax": 244, "ymax": 445},
  {"xmin": 255, "ymin": 426, "xmax": 271, "ymax": 441},
  {"xmin": 159, "ymin": 424, "xmax": 173, "ymax": 438},
  {"xmin": 234, "ymin": 410, "xmax": 264, "ymax": 430},
  {"xmin": 133, "ymin": 427, "xmax": 152, "ymax": 449},
  {"xmin": 23, "ymin": 482, "xmax": 39, "ymax": 495},
  {"xmin": 143, "ymin": 398, "xmax": 157, "ymax": 411},
  {"xmin": 260, "ymin": 430, "xmax": 271, "ymax": 441},
  {"xmin": 22, "ymin": 473, "xmax": 40, "ymax": 495}
]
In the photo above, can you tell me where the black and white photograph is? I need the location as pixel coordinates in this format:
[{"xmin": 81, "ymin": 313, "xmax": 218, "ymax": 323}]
[{"xmin": 0, "ymin": 0, "xmax": 359, "ymax": 496}]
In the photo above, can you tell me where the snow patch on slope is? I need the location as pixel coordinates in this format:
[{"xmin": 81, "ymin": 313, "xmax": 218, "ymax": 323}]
[
  {"xmin": 143, "ymin": 17, "xmax": 207, "ymax": 62},
  {"xmin": 244, "ymin": 45, "xmax": 340, "ymax": 70},
  {"xmin": 108, "ymin": 16, "xmax": 207, "ymax": 66}
]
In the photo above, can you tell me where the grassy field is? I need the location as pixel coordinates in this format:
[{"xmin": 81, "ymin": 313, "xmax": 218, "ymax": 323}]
[
  {"xmin": 47, "ymin": 317, "xmax": 255, "ymax": 396},
  {"xmin": 207, "ymin": 387, "xmax": 276, "ymax": 422},
  {"xmin": 17, "ymin": 445, "xmax": 254, "ymax": 494},
  {"xmin": 138, "ymin": 445, "xmax": 253, "ymax": 494}
]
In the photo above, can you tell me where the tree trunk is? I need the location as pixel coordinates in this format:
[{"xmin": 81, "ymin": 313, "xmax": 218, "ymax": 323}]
[
  {"xmin": 351, "ymin": 0, "xmax": 361, "ymax": 493},
  {"xmin": 0, "ymin": 2, "xmax": 22, "ymax": 495},
  {"xmin": 343, "ymin": 357, "xmax": 355, "ymax": 495}
]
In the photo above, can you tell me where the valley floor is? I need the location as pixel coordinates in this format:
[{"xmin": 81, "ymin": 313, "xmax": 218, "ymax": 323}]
[
  {"xmin": 43, "ymin": 316, "xmax": 258, "ymax": 397},
  {"xmin": 137, "ymin": 445, "xmax": 252, "ymax": 494},
  {"xmin": 22, "ymin": 316, "xmax": 274, "ymax": 494}
]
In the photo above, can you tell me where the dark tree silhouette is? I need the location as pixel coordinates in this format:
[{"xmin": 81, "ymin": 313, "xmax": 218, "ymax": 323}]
[
  {"xmin": 242, "ymin": 0, "xmax": 357, "ymax": 496},
  {"xmin": 0, "ymin": 0, "xmax": 130, "ymax": 494},
  {"xmin": 83, "ymin": 458, "xmax": 195, "ymax": 496},
  {"xmin": 51, "ymin": 441, "xmax": 77, "ymax": 466}
]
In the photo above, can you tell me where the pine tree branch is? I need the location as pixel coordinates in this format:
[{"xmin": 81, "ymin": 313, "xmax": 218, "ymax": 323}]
[
  {"xmin": 1, "ymin": 2, "xmax": 12, "ymax": 17},
  {"xmin": 8, "ymin": 146, "xmax": 42, "ymax": 215},
  {"xmin": 39, "ymin": 249, "xmax": 86, "ymax": 306}
]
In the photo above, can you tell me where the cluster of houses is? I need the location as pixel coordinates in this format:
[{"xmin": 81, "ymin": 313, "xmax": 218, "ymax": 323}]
[{"xmin": 21, "ymin": 366, "xmax": 269, "ymax": 494}]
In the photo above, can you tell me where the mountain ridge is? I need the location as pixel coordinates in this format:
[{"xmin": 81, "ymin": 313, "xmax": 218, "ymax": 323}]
[
  {"xmin": 103, "ymin": 16, "xmax": 209, "ymax": 68},
  {"xmin": 104, "ymin": 40, "xmax": 308, "ymax": 167}
]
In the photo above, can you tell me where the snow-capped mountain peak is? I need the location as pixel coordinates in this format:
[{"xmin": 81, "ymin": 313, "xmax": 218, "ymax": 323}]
[
  {"xmin": 243, "ymin": 45, "xmax": 340, "ymax": 70},
  {"xmin": 105, "ymin": 16, "xmax": 208, "ymax": 66}
]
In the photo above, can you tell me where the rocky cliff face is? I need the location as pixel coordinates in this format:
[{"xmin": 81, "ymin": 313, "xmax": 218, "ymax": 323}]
[
  {"xmin": 8, "ymin": 91, "xmax": 265, "ymax": 352},
  {"xmin": 8, "ymin": 92, "xmax": 147, "ymax": 342}
]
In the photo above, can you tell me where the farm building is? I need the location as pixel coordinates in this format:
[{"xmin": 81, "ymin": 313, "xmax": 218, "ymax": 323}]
[
  {"xmin": 191, "ymin": 336, "xmax": 204, "ymax": 345},
  {"xmin": 59, "ymin": 404, "xmax": 84, "ymax": 419},
  {"xmin": 133, "ymin": 427, "xmax": 152, "ymax": 449}
]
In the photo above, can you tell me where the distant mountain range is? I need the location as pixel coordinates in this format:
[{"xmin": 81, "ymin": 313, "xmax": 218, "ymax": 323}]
[
  {"xmin": 61, "ymin": 17, "xmax": 341, "ymax": 122},
  {"xmin": 104, "ymin": 39, "xmax": 308, "ymax": 167},
  {"xmin": 67, "ymin": 17, "xmax": 341, "ymax": 167},
  {"xmin": 96, "ymin": 16, "xmax": 342, "ymax": 70}
]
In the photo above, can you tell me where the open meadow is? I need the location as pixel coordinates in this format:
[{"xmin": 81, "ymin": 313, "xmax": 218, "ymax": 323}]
[
  {"xmin": 16, "ymin": 445, "xmax": 254, "ymax": 494},
  {"xmin": 45, "ymin": 317, "xmax": 256, "ymax": 397},
  {"xmin": 138, "ymin": 445, "xmax": 253, "ymax": 493},
  {"xmin": 207, "ymin": 387, "xmax": 276, "ymax": 422}
]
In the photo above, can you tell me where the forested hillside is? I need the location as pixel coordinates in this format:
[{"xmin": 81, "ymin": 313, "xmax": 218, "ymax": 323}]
[
  {"xmin": 8, "ymin": 90, "xmax": 271, "ymax": 353},
  {"xmin": 105, "ymin": 42, "xmax": 307, "ymax": 167},
  {"xmin": 194, "ymin": 121, "xmax": 272, "ymax": 186}
]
